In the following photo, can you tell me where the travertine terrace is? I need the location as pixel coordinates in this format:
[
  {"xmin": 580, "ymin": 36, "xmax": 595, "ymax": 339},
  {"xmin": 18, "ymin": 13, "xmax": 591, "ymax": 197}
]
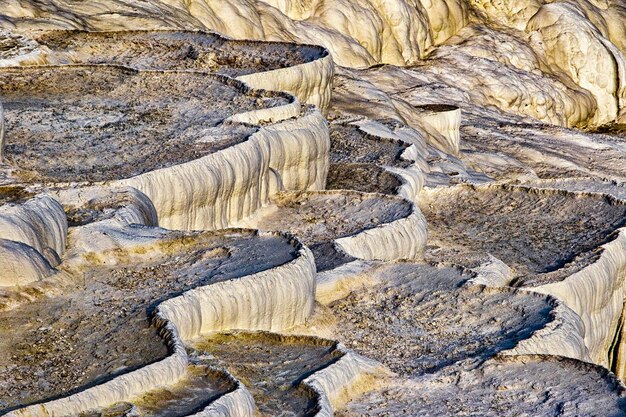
[{"xmin": 0, "ymin": 0, "xmax": 626, "ymax": 416}]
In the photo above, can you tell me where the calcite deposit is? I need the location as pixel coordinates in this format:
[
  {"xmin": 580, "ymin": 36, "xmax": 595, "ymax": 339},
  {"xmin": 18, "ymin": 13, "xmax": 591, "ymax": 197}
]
[{"xmin": 0, "ymin": 0, "xmax": 626, "ymax": 416}]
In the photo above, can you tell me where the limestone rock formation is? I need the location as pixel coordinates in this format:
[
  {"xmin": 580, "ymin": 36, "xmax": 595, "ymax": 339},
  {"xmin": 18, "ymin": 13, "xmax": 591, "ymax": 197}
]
[{"xmin": 0, "ymin": 0, "xmax": 626, "ymax": 415}]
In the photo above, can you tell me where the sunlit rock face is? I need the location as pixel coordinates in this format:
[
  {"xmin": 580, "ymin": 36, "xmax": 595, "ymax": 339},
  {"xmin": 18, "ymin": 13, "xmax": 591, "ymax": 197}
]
[
  {"xmin": 527, "ymin": 2, "xmax": 626, "ymax": 126},
  {"xmin": 2, "ymin": 0, "xmax": 625, "ymax": 126},
  {"xmin": 1, "ymin": 0, "xmax": 626, "ymax": 416}
]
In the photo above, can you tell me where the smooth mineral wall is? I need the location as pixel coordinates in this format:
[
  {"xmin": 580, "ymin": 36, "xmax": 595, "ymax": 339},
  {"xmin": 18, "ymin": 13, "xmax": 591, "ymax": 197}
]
[
  {"xmin": 119, "ymin": 108, "xmax": 329, "ymax": 231},
  {"xmin": 0, "ymin": 195, "xmax": 67, "ymax": 265},
  {"xmin": 237, "ymin": 50, "xmax": 334, "ymax": 114}
]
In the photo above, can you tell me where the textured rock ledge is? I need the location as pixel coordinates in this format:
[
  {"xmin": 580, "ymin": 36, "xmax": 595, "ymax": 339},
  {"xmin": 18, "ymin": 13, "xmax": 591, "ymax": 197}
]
[
  {"xmin": 119, "ymin": 107, "xmax": 329, "ymax": 231},
  {"xmin": 190, "ymin": 332, "xmax": 385, "ymax": 417},
  {"xmin": 2, "ymin": 30, "xmax": 334, "ymax": 113},
  {"xmin": 532, "ymin": 223, "xmax": 626, "ymax": 376},
  {"xmin": 335, "ymin": 202, "xmax": 427, "ymax": 262},
  {"xmin": 421, "ymin": 180, "xmax": 626, "ymax": 380},
  {"xmin": 0, "ymin": 29, "xmax": 340, "ymax": 415},
  {"xmin": 304, "ymin": 343, "xmax": 387, "ymax": 417},
  {"xmin": 0, "ymin": 195, "xmax": 67, "ymax": 285},
  {"xmin": 5, "ymin": 230, "xmax": 316, "ymax": 417},
  {"xmin": 1, "ymin": 7, "xmax": 626, "ymax": 413},
  {"xmin": 330, "ymin": 124, "xmax": 428, "ymax": 261},
  {"xmin": 0, "ymin": 60, "xmax": 330, "ymax": 233},
  {"xmin": 244, "ymin": 189, "xmax": 426, "ymax": 270}
]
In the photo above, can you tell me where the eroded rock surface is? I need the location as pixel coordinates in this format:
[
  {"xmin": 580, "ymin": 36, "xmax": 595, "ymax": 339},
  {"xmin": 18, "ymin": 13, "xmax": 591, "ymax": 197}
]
[
  {"xmin": 338, "ymin": 356, "xmax": 626, "ymax": 417},
  {"xmin": 0, "ymin": 66, "xmax": 281, "ymax": 183},
  {"xmin": 0, "ymin": 230, "xmax": 297, "ymax": 411},
  {"xmin": 245, "ymin": 190, "xmax": 413, "ymax": 270},
  {"xmin": 329, "ymin": 263, "xmax": 552, "ymax": 376},
  {"xmin": 420, "ymin": 184, "xmax": 626, "ymax": 285},
  {"xmin": 1, "ymin": 0, "xmax": 626, "ymax": 414}
]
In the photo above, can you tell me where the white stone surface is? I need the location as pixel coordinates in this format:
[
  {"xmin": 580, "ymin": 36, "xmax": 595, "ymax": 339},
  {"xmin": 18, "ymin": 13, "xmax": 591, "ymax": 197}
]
[
  {"xmin": 0, "ymin": 195, "xmax": 67, "ymax": 266},
  {"xmin": 119, "ymin": 108, "xmax": 329, "ymax": 231},
  {"xmin": 1, "ymin": 0, "xmax": 626, "ymax": 413},
  {"xmin": 335, "ymin": 203, "xmax": 427, "ymax": 262},
  {"xmin": 0, "ymin": 239, "xmax": 55, "ymax": 286},
  {"xmin": 237, "ymin": 48, "xmax": 335, "ymax": 113},
  {"xmin": 527, "ymin": 2, "xmax": 626, "ymax": 126},
  {"xmin": 304, "ymin": 344, "xmax": 389, "ymax": 416}
]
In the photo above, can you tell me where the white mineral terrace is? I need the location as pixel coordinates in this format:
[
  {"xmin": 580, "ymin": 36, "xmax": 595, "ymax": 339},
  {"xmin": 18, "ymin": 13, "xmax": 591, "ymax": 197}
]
[{"xmin": 0, "ymin": 0, "xmax": 625, "ymax": 415}]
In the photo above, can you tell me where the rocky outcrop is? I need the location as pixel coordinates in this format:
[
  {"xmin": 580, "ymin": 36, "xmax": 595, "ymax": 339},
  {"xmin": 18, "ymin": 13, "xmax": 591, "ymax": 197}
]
[
  {"xmin": 236, "ymin": 45, "xmax": 334, "ymax": 113},
  {"xmin": 527, "ymin": 2, "xmax": 626, "ymax": 126},
  {"xmin": 119, "ymin": 107, "xmax": 329, "ymax": 231},
  {"xmin": 0, "ymin": 196, "xmax": 67, "ymax": 285},
  {"xmin": 335, "ymin": 203, "xmax": 427, "ymax": 262}
]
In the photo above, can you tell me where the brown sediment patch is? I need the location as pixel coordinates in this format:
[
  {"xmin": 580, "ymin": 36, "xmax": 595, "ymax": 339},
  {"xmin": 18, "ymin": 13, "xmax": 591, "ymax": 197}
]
[
  {"xmin": 329, "ymin": 122, "xmax": 410, "ymax": 167},
  {"xmin": 33, "ymin": 30, "xmax": 327, "ymax": 77},
  {"xmin": 86, "ymin": 365, "xmax": 236, "ymax": 417},
  {"xmin": 589, "ymin": 123, "xmax": 626, "ymax": 139},
  {"xmin": 326, "ymin": 163, "xmax": 402, "ymax": 195},
  {"xmin": 0, "ymin": 65, "xmax": 287, "ymax": 183},
  {"xmin": 413, "ymin": 103, "xmax": 459, "ymax": 113},
  {"xmin": 0, "ymin": 184, "xmax": 33, "ymax": 205},
  {"xmin": 191, "ymin": 332, "xmax": 342, "ymax": 417},
  {"xmin": 0, "ymin": 230, "xmax": 297, "ymax": 411},
  {"xmin": 420, "ymin": 184, "xmax": 626, "ymax": 286}
]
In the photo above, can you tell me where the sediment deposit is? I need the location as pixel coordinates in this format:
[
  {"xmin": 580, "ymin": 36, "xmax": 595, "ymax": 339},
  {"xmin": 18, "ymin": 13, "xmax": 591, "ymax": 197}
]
[{"xmin": 1, "ymin": 0, "xmax": 626, "ymax": 414}]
